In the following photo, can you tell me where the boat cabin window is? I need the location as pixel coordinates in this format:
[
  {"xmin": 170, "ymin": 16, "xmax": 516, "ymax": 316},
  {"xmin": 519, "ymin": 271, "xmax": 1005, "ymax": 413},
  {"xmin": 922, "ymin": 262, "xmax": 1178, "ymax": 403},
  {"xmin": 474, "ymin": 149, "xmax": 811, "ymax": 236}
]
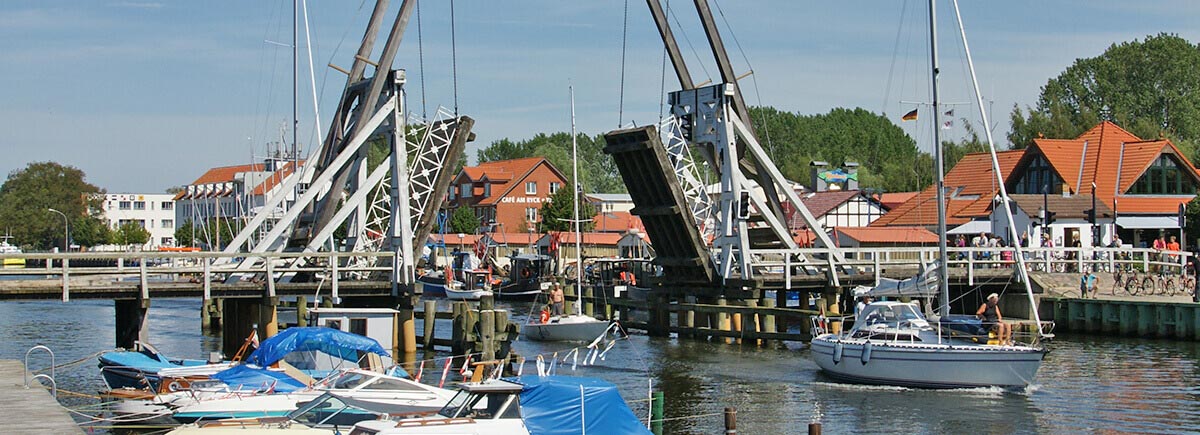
[
  {"xmin": 331, "ymin": 372, "xmax": 374, "ymax": 389},
  {"xmin": 438, "ymin": 390, "xmax": 482, "ymax": 418},
  {"xmin": 489, "ymin": 393, "xmax": 520, "ymax": 419},
  {"xmin": 856, "ymin": 304, "xmax": 925, "ymax": 328},
  {"xmin": 363, "ymin": 376, "xmax": 428, "ymax": 392}
]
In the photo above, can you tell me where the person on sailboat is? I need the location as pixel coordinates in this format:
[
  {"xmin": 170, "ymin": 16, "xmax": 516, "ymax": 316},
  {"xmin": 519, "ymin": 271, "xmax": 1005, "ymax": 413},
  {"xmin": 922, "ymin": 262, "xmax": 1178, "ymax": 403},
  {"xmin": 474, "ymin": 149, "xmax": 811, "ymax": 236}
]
[
  {"xmin": 854, "ymin": 296, "xmax": 873, "ymax": 320},
  {"xmin": 976, "ymin": 293, "xmax": 1012, "ymax": 345},
  {"xmin": 549, "ymin": 283, "xmax": 565, "ymax": 316}
]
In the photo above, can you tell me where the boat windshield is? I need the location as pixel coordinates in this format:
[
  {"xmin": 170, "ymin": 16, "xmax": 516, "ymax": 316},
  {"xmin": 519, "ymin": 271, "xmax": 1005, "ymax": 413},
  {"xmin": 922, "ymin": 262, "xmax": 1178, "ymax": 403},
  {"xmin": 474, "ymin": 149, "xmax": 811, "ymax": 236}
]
[
  {"xmin": 437, "ymin": 390, "xmax": 480, "ymax": 418},
  {"xmin": 853, "ymin": 303, "xmax": 927, "ymax": 331}
]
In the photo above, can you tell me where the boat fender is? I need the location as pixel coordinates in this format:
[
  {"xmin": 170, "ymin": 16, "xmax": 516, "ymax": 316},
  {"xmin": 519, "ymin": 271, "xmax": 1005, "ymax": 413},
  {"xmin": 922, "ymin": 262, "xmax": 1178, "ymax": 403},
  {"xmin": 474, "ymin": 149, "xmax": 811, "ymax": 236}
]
[
  {"xmin": 833, "ymin": 342, "xmax": 844, "ymax": 365},
  {"xmin": 861, "ymin": 341, "xmax": 873, "ymax": 365}
]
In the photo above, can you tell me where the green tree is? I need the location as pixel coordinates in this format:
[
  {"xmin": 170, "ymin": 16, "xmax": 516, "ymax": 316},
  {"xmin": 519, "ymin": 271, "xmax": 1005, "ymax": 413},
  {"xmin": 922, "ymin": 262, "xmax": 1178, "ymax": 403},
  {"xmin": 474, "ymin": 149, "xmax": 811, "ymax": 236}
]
[
  {"xmin": 447, "ymin": 206, "xmax": 480, "ymax": 234},
  {"xmin": 0, "ymin": 162, "xmax": 104, "ymax": 249},
  {"xmin": 1184, "ymin": 197, "xmax": 1200, "ymax": 247},
  {"xmin": 1008, "ymin": 33, "xmax": 1200, "ymax": 159},
  {"xmin": 72, "ymin": 216, "xmax": 113, "ymax": 247},
  {"xmin": 112, "ymin": 221, "xmax": 150, "ymax": 246},
  {"xmin": 538, "ymin": 186, "xmax": 596, "ymax": 233},
  {"xmin": 175, "ymin": 221, "xmax": 195, "ymax": 247}
]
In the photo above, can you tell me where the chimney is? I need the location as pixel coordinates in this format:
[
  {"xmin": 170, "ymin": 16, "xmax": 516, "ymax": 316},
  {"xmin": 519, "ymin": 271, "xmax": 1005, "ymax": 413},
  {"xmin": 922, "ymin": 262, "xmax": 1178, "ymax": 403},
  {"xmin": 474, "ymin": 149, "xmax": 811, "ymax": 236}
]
[
  {"xmin": 843, "ymin": 161, "xmax": 860, "ymax": 191},
  {"xmin": 810, "ymin": 161, "xmax": 829, "ymax": 192}
]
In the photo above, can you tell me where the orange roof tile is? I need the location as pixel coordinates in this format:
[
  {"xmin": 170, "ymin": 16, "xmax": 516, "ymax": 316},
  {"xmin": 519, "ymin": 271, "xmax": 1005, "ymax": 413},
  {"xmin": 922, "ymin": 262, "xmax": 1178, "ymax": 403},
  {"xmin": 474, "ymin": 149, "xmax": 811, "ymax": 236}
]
[
  {"xmin": 592, "ymin": 211, "xmax": 642, "ymax": 233},
  {"xmin": 872, "ymin": 150, "xmax": 1023, "ymax": 227},
  {"xmin": 834, "ymin": 226, "xmax": 939, "ymax": 244},
  {"xmin": 251, "ymin": 161, "xmax": 303, "ymax": 196},
  {"xmin": 540, "ymin": 232, "xmax": 624, "ymax": 246},
  {"xmin": 190, "ymin": 163, "xmax": 266, "ymax": 185},
  {"xmin": 878, "ymin": 192, "xmax": 916, "ymax": 210}
]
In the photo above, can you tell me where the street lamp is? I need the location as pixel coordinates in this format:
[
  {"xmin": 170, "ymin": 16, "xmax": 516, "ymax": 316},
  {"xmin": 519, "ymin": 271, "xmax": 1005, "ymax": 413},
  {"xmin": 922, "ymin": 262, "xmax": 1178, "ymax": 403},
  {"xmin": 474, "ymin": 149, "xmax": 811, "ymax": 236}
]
[{"xmin": 47, "ymin": 208, "xmax": 69, "ymax": 252}]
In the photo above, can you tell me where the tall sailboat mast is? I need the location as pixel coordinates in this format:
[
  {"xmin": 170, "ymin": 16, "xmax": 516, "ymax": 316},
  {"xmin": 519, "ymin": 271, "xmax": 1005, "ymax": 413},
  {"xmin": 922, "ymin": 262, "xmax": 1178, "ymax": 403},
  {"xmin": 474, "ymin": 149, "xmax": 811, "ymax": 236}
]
[
  {"xmin": 928, "ymin": 0, "xmax": 950, "ymax": 317},
  {"xmin": 570, "ymin": 86, "xmax": 583, "ymax": 315}
]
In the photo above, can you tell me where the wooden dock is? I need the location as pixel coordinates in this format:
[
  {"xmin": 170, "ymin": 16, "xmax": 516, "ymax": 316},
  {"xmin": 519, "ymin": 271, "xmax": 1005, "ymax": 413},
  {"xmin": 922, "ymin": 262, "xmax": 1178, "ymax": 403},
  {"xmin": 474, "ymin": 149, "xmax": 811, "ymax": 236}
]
[{"xmin": 0, "ymin": 360, "xmax": 82, "ymax": 434}]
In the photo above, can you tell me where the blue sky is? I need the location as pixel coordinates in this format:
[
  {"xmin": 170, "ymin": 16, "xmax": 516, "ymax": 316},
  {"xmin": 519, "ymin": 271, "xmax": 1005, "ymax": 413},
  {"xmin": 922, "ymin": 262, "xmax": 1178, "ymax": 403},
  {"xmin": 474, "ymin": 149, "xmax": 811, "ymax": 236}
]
[{"xmin": 2, "ymin": 1, "xmax": 1198, "ymax": 193}]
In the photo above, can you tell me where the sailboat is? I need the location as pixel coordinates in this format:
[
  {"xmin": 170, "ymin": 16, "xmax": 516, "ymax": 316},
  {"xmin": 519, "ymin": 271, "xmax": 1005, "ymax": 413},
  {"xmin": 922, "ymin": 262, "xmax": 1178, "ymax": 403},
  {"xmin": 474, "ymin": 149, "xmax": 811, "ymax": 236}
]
[
  {"xmin": 523, "ymin": 87, "xmax": 615, "ymax": 342},
  {"xmin": 809, "ymin": 0, "xmax": 1047, "ymax": 389}
]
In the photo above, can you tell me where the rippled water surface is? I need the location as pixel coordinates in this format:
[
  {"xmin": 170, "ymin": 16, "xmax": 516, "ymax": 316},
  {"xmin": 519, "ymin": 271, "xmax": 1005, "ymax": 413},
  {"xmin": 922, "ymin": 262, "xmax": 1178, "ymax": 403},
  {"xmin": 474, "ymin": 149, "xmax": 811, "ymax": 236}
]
[{"xmin": 1, "ymin": 298, "xmax": 1197, "ymax": 434}]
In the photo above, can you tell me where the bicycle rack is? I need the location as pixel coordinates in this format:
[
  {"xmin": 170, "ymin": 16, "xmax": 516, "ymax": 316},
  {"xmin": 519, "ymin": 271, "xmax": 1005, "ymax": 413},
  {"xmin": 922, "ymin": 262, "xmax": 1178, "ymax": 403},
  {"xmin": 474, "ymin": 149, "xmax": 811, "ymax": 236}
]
[{"xmin": 24, "ymin": 345, "xmax": 57, "ymax": 399}]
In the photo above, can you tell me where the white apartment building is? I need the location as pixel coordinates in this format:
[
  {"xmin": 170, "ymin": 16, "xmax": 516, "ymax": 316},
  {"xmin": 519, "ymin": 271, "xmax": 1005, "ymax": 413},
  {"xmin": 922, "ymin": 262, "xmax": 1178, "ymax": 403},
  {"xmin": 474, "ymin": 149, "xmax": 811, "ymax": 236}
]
[
  {"xmin": 100, "ymin": 193, "xmax": 177, "ymax": 248},
  {"xmin": 174, "ymin": 158, "xmax": 302, "ymax": 249}
]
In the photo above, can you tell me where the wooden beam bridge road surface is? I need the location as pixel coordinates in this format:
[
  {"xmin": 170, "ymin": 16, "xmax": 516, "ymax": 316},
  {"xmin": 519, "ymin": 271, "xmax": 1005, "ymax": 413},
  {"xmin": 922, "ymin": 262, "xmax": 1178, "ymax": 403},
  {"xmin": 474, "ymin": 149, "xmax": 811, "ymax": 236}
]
[{"xmin": 0, "ymin": 246, "xmax": 1189, "ymax": 301}]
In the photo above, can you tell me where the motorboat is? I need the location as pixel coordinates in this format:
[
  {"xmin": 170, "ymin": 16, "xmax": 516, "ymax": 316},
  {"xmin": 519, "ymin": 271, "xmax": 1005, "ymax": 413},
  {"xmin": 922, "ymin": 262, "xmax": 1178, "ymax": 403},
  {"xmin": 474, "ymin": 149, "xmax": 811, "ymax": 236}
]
[
  {"xmin": 0, "ymin": 234, "xmax": 25, "ymax": 268},
  {"xmin": 588, "ymin": 257, "xmax": 655, "ymax": 301},
  {"xmin": 99, "ymin": 341, "xmax": 236, "ymax": 391},
  {"xmin": 809, "ymin": 301, "xmax": 1045, "ymax": 389},
  {"xmin": 445, "ymin": 268, "xmax": 495, "ymax": 301},
  {"xmin": 495, "ymin": 254, "xmax": 552, "ymax": 300},
  {"xmin": 524, "ymin": 312, "xmax": 614, "ymax": 343},
  {"xmin": 166, "ymin": 391, "xmax": 400, "ymax": 434},
  {"xmin": 169, "ymin": 368, "xmax": 456, "ymax": 423},
  {"xmin": 350, "ymin": 375, "xmax": 651, "ymax": 435}
]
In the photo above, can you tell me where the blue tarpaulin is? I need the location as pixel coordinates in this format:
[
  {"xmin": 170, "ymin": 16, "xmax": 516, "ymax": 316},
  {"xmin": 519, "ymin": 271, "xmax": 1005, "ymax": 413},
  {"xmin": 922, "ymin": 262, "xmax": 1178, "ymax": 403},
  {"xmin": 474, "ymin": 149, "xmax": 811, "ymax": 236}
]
[
  {"xmin": 244, "ymin": 327, "xmax": 390, "ymax": 367},
  {"xmin": 210, "ymin": 364, "xmax": 308, "ymax": 393},
  {"xmin": 509, "ymin": 375, "xmax": 651, "ymax": 435}
]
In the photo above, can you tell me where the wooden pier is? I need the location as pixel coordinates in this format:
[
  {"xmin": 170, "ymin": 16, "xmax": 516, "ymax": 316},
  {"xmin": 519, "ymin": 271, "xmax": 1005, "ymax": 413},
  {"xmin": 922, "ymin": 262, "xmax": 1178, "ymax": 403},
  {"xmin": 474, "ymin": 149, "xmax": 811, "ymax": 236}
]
[{"xmin": 0, "ymin": 360, "xmax": 82, "ymax": 434}]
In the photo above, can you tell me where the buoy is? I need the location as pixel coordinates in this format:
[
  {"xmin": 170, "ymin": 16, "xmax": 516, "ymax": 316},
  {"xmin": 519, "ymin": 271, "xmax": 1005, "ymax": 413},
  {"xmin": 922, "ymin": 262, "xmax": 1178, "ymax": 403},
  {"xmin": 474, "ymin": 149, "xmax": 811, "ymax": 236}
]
[
  {"xmin": 832, "ymin": 342, "xmax": 844, "ymax": 364},
  {"xmin": 861, "ymin": 342, "xmax": 873, "ymax": 365}
]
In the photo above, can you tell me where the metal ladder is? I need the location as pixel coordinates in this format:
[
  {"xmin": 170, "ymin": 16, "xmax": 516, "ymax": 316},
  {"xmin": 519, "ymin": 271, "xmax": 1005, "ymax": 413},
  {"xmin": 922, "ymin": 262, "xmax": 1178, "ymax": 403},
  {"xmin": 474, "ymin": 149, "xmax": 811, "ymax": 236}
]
[{"xmin": 24, "ymin": 345, "xmax": 56, "ymax": 398}]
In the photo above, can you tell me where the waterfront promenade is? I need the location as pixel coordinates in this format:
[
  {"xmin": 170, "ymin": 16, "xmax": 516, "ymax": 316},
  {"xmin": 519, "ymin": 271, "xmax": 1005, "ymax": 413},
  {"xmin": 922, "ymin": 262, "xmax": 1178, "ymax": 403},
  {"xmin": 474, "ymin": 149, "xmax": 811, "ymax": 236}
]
[{"xmin": 0, "ymin": 360, "xmax": 81, "ymax": 434}]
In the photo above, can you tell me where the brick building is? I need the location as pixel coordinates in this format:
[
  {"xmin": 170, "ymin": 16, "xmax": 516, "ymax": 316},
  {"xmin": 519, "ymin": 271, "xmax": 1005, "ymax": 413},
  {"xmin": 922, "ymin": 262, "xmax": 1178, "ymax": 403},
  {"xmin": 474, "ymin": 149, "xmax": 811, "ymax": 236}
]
[{"xmin": 447, "ymin": 157, "xmax": 569, "ymax": 234}]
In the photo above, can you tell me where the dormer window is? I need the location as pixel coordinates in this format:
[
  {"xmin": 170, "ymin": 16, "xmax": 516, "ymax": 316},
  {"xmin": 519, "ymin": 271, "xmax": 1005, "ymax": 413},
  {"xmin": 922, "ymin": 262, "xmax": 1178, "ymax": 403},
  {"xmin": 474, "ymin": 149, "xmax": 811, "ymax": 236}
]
[
  {"xmin": 1130, "ymin": 155, "xmax": 1196, "ymax": 195},
  {"xmin": 461, "ymin": 183, "xmax": 473, "ymax": 198}
]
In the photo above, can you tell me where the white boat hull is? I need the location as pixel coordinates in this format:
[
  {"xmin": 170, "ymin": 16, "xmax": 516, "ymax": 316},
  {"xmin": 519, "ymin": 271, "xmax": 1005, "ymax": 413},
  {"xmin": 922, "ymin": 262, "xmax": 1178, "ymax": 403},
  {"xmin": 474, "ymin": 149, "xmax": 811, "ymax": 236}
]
[
  {"xmin": 810, "ymin": 335, "xmax": 1044, "ymax": 389},
  {"xmin": 523, "ymin": 316, "xmax": 612, "ymax": 342},
  {"xmin": 445, "ymin": 288, "xmax": 492, "ymax": 300}
]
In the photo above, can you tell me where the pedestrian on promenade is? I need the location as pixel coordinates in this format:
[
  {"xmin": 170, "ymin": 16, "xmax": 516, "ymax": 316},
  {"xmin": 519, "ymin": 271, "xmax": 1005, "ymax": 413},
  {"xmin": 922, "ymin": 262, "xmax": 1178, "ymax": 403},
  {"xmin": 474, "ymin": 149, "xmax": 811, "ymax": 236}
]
[{"xmin": 1080, "ymin": 270, "xmax": 1097, "ymax": 299}]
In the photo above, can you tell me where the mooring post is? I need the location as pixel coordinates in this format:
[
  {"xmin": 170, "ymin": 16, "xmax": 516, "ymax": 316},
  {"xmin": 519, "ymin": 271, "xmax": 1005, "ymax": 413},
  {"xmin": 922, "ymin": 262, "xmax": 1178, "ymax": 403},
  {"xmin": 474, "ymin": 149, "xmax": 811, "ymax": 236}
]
[
  {"xmin": 398, "ymin": 294, "xmax": 417, "ymax": 354},
  {"xmin": 808, "ymin": 422, "xmax": 822, "ymax": 435},
  {"xmin": 423, "ymin": 299, "xmax": 437, "ymax": 350},
  {"xmin": 745, "ymin": 299, "xmax": 760, "ymax": 346},
  {"xmin": 582, "ymin": 284, "xmax": 594, "ymax": 317},
  {"xmin": 681, "ymin": 295, "xmax": 696, "ymax": 340},
  {"xmin": 451, "ymin": 301, "xmax": 469, "ymax": 355},
  {"xmin": 259, "ymin": 296, "xmax": 279, "ymax": 338},
  {"xmin": 717, "ymin": 297, "xmax": 731, "ymax": 343},
  {"xmin": 724, "ymin": 407, "xmax": 737, "ymax": 434},
  {"xmin": 563, "ymin": 283, "xmax": 576, "ymax": 317},
  {"xmin": 651, "ymin": 391, "xmax": 664, "ymax": 435},
  {"xmin": 762, "ymin": 298, "xmax": 778, "ymax": 347},
  {"xmin": 731, "ymin": 300, "xmax": 744, "ymax": 345},
  {"xmin": 114, "ymin": 298, "xmax": 150, "ymax": 349},
  {"xmin": 296, "ymin": 296, "xmax": 309, "ymax": 327}
]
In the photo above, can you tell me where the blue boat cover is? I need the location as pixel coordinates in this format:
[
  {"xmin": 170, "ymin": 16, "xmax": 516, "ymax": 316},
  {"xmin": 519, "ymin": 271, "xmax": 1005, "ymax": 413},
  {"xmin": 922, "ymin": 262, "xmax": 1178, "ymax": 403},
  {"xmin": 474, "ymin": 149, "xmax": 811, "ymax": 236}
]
[
  {"xmin": 244, "ymin": 327, "xmax": 390, "ymax": 367},
  {"xmin": 210, "ymin": 364, "xmax": 308, "ymax": 393},
  {"xmin": 99, "ymin": 351, "xmax": 179, "ymax": 370},
  {"xmin": 509, "ymin": 375, "xmax": 651, "ymax": 435}
]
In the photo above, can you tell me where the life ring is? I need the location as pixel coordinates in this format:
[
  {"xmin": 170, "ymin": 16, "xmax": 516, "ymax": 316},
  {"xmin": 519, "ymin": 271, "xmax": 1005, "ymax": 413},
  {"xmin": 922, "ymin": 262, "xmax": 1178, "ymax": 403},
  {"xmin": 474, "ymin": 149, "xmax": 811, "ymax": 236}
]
[
  {"xmin": 540, "ymin": 310, "xmax": 551, "ymax": 324},
  {"xmin": 168, "ymin": 380, "xmax": 183, "ymax": 392},
  {"xmin": 832, "ymin": 342, "xmax": 844, "ymax": 365},
  {"xmin": 861, "ymin": 341, "xmax": 873, "ymax": 365},
  {"xmin": 520, "ymin": 268, "xmax": 532, "ymax": 279}
]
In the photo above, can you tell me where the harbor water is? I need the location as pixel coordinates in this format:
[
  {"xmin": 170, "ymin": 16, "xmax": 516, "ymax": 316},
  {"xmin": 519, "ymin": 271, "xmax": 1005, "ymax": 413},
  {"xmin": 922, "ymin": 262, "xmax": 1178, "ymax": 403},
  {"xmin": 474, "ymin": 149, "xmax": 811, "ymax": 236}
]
[{"xmin": 1, "ymin": 298, "xmax": 1198, "ymax": 434}]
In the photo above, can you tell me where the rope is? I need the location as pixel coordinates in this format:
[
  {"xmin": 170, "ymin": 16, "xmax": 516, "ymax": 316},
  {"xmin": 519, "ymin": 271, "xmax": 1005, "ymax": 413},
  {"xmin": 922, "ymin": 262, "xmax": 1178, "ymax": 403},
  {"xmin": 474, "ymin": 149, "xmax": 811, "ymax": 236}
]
[
  {"xmin": 617, "ymin": 0, "xmax": 629, "ymax": 127},
  {"xmin": 450, "ymin": 0, "xmax": 459, "ymax": 116},
  {"xmin": 30, "ymin": 350, "xmax": 106, "ymax": 374}
]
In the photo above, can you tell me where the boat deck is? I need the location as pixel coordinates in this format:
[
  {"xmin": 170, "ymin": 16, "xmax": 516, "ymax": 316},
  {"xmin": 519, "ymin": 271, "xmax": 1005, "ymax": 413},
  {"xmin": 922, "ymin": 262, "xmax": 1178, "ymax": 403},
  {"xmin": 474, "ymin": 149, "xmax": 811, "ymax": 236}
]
[{"xmin": 0, "ymin": 360, "xmax": 82, "ymax": 434}]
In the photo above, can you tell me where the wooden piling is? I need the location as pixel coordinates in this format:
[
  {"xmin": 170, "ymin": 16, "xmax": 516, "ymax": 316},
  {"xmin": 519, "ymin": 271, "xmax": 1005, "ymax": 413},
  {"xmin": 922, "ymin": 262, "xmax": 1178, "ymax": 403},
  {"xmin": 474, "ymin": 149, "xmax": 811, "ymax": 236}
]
[
  {"xmin": 762, "ymin": 298, "xmax": 778, "ymax": 347},
  {"xmin": 114, "ymin": 298, "xmax": 150, "ymax": 349},
  {"xmin": 295, "ymin": 296, "xmax": 308, "ymax": 327},
  {"xmin": 259, "ymin": 297, "xmax": 279, "ymax": 338},
  {"xmin": 582, "ymin": 285, "xmax": 594, "ymax": 317},
  {"xmin": 731, "ymin": 300, "xmax": 744, "ymax": 344},
  {"xmin": 724, "ymin": 407, "xmax": 737, "ymax": 434},
  {"xmin": 681, "ymin": 295, "xmax": 696, "ymax": 340},
  {"xmin": 423, "ymin": 300, "xmax": 437, "ymax": 350},
  {"xmin": 563, "ymin": 284, "xmax": 576, "ymax": 317},
  {"xmin": 480, "ymin": 308, "xmax": 496, "ymax": 360},
  {"xmin": 808, "ymin": 422, "xmax": 822, "ymax": 435},
  {"xmin": 717, "ymin": 298, "xmax": 731, "ymax": 343}
]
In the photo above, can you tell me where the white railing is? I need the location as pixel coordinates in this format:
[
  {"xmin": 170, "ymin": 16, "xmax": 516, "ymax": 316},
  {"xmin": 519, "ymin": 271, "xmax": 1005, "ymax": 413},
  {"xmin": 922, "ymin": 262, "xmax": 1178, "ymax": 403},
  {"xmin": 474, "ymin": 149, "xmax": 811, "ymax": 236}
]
[{"xmin": 0, "ymin": 250, "xmax": 397, "ymax": 302}]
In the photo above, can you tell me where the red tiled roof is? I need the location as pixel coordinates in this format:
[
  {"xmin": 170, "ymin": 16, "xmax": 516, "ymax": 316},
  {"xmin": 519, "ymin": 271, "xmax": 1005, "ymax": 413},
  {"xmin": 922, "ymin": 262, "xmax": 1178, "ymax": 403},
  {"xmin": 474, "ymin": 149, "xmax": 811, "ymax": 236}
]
[
  {"xmin": 539, "ymin": 232, "xmax": 624, "ymax": 246},
  {"xmin": 783, "ymin": 190, "xmax": 866, "ymax": 229},
  {"xmin": 834, "ymin": 226, "xmax": 939, "ymax": 244},
  {"xmin": 878, "ymin": 192, "xmax": 916, "ymax": 210},
  {"xmin": 455, "ymin": 157, "xmax": 564, "ymax": 206},
  {"xmin": 872, "ymin": 150, "xmax": 1024, "ymax": 227},
  {"xmin": 592, "ymin": 211, "xmax": 642, "ymax": 233},
  {"xmin": 251, "ymin": 161, "xmax": 303, "ymax": 196}
]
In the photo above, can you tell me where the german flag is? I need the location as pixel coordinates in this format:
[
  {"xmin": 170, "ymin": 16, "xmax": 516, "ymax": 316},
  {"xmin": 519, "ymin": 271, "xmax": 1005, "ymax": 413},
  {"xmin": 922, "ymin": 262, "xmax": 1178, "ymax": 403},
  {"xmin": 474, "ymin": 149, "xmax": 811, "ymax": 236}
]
[{"xmin": 901, "ymin": 109, "xmax": 918, "ymax": 121}]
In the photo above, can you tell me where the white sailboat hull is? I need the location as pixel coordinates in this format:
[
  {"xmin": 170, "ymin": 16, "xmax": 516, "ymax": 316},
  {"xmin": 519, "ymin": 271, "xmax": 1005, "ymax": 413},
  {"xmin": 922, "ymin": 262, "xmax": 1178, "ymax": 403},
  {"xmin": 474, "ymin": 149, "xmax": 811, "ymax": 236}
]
[
  {"xmin": 810, "ymin": 335, "xmax": 1044, "ymax": 389},
  {"xmin": 445, "ymin": 288, "xmax": 492, "ymax": 300},
  {"xmin": 524, "ymin": 316, "xmax": 612, "ymax": 342}
]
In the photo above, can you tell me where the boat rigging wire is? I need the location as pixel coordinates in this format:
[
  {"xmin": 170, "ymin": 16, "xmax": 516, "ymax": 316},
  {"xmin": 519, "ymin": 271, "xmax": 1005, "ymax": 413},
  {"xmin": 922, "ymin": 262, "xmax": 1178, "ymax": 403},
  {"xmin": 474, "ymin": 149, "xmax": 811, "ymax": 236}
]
[
  {"xmin": 658, "ymin": 0, "xmax": 671, "ymax": 119},
  {"xmin": 618, "ymin": 0, "xmax": 629, "ymax": 127},
  {"xmin": 450, "ymin": 0, "xmax": 460, "ymax": 116},
  {"xmin": 881, "ymin": 0, "xmax": 910, "ymax": 116},
  {"xmin": 667, "ymin": 5, "xmax": 713, "ymax": 85}
]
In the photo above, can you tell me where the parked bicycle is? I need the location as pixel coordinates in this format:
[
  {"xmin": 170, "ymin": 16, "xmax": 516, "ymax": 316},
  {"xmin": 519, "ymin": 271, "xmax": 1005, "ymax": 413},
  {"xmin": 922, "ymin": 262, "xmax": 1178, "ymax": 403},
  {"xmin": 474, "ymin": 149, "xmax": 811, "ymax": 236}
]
[
  {"xmin": 1141, "ymin": 271, "xmax": 1177, "ymax": 297},
  {"xmin": 1113, "ymin": 267, "xmax": 1140, "ymax": 296}
]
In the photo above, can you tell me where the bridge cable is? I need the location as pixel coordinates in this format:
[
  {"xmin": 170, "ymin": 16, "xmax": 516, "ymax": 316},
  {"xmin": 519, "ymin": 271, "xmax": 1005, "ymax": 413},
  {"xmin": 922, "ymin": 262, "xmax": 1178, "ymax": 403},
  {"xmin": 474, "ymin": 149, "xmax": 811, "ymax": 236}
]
[
  {"xmin": 712, "ymin": 0, "xmax": 773, "ymax": 153},
  {"xmin": 658, "ymin": 0, "xmax": 671, "ymax": 119},
  {"xmin": 450, "ymin": 0, "xmax": 459, "ymax": 116},
  {"xmin": 417, "ymin": 0, "xmax": 428, "ymax": 119},
  {"xmin": 618, "ymin": 0, "xmax": 629, "ymax": 127}
]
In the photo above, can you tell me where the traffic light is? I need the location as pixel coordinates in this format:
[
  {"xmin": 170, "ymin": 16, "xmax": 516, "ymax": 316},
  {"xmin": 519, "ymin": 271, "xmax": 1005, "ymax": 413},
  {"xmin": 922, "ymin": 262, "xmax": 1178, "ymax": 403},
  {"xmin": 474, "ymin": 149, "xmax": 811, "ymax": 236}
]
[
  {"xmin": 1086, "ymin": 209, "xmax": 1096, "ymax": 225},
  {"xmin": 1046, "ymin": 210, "xmax": 1057, "ymax": 225},
  {"xmin": 738, "ymin": 191, "xmax": 751, "ymax": 219}
]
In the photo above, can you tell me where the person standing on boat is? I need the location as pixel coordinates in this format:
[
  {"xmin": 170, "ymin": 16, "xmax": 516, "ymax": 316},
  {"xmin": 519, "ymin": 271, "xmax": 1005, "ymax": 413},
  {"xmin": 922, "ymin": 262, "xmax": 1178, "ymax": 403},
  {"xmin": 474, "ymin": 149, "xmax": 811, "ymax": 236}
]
[
  {"xmin": 854, "ymin": 296, "xmax": 872, "ymax": 320},
  {"xmin": 549, "ymin": 283, "xmax": 565, "ymax": 316},
  {"xmin": 976, "ymin": 293, "xmax": 1012, "ymax": 345}
]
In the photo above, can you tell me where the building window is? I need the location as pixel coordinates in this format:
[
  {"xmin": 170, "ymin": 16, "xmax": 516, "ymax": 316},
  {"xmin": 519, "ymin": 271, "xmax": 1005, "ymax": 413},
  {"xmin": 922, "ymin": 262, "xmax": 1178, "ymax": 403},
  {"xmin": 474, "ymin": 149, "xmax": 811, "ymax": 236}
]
[
  {"xmin": 161, "ymin": 237, "xmax": 173, "ymax": 246},
  {"xmin": 526, "ymin": 181, "xmax": 537, "ymax": 195},
  {"xmin": 1013, "ymin": 154, "xmax": 1063, "ymax": 195},
  {"xmin": 549, "ymin": 182, "xmax": 561, "ymax": 194},
  {"xmin": 1130, "ymin": 155, "xmax": 1196, "ymax": 195},
  {"xmin": 118, "ymin": 201, "xmax": 131, "ymax": 210},
  {"xmin": 483, "ymin": 184, "xmax": 491, "ymax": 198},
  {"xmin": 161, "ymin": 202, "xmax": 173, "ymax": 210},
  {"xmin": 133, "ymin": 201, "xmax": 146, "ymax": 210},
  {"xmin": 461, "ymin": 183, "xmax": 473, "ymax": 198},
  {"xmin": 162, "ymin": 219, "xmax": 174, "ymax": 229},
  {"xmin": 526, "ymin": 207, "xmax": 538, "ymax": 223}
]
